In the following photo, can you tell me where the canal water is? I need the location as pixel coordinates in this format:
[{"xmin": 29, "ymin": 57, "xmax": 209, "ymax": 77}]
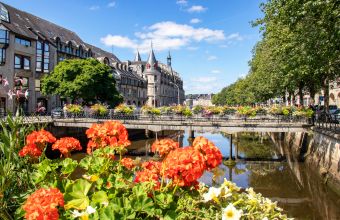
[{"xmin": 126, "ymin": 131, "xmax": 340, "ymax": 220}]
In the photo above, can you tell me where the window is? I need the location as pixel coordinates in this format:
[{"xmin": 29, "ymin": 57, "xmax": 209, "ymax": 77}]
[
  {"xmin": 35, "ymin": 79, "xmax": 41, "ymax": 91},
  {"xmin": 0, "ymin": 28, "xmax": 8, "ymax": 44},
  {"xmin": 15, "ymin": 37, "xmax": 31, "ymax": 47},
  {"xmin": 43, "ymin": 43, "xmax": 49, "ymax": 72},
  {"xmin": 0, "ymin": 4, "xmax": 9, "ymax": 22},
  {"xmin": 0, "ymin": 48, "xmax": 5, "ymax": 64},
  {"xmin": 36, "ymin": 41, "xmax": 42, "ymax": 71},
  {"xmin": 14, "ymin": 54, "xmax": 30, "ymax": 70}
]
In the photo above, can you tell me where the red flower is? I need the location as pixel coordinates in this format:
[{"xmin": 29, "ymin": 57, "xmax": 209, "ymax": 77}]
[
  {"xmin": 19, "ymin": 144, "xmax": 42, "ymax": 158},
  {"xmin": 151, "ymin": 139, "xmax": 179, "ymax": 157},
  {"xmin": 162, "ymin": 147, "xmax": 206, "ymax": 187},
  {"xmin": 23, "ymin": 188, "xmax": 64, "ymax": 220},
  {"xmin": 86, "ymin": 121, "xmax": 131, "ymax": 154},
  {"xmin": 193, "ymin": 136, "xmax": 222, "ymax": 170},
  {"xmin": 121, "ymin": 158, "xmax": 135, "ymax": 170},
  {"xmin": 19, "ymin": 129, "xmax": 56, "ymax": 158},
  {"xmin": 52, "ymin": 137, "xmax": 82, "ymax": 157},
  {"xmin": 134, "ymin": 161, "xmax": 162, "ymax": 189}
]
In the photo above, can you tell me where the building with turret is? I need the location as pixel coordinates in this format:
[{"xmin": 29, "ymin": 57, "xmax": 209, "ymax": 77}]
[{"xmin": 127, "ymin": 48, "xmax": 185, "ymax": 107}]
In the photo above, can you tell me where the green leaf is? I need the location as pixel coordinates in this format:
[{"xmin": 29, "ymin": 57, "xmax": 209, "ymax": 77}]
[
  {"xmin": 91, "ymin": 191, "xmax": 108, "ymax": 206},
  {"xmin": 64, "ymin": 179, "xmax": 92, "ymax": 210},
  {"xmin": 154, "ymin": 193, "xmax": 173, "ymax": 209},
  {"xmin": 60, "ymin": 158, "xmax": 78, "ymax": 175}
]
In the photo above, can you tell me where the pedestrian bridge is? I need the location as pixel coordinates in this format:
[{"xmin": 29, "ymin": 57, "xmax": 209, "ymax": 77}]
[
  {"xmin": 50, "ymin": 115, "xmax": 312, "ymax": 133},
  {"xmin": 5, "ymin": 114, "xmax": 312, "ymax": 133}
]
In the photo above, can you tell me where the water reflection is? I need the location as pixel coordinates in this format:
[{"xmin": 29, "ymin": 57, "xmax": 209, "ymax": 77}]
[{"xmin": 127, "ymin": 131, "xmax": 340, "ymax": 219}]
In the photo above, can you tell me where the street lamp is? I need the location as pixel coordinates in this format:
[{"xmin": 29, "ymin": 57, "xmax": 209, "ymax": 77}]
[{"xmin": 170, "ymin": 81, "xmax": 180, "ymax": 105}]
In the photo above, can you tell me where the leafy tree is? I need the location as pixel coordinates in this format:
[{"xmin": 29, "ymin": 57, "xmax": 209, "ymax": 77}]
[{"xmin": 41, "ymin": 59, "xmax": 122, "ymax": 107}]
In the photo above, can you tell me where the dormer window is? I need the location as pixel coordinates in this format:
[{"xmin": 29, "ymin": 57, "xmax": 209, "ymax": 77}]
[{"xmin": 0, "ymin": 4, "xmax": 9, "ymax": 22}]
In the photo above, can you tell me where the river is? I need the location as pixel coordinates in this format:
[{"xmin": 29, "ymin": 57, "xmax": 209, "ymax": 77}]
[{"xmin": 126, "ymin": 131, "xmax": 340, "ymax": 220}]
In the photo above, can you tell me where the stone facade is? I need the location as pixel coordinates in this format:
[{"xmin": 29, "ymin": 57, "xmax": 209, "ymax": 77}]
[{"xmin": 127, "ymin": 50, "xmax": 185, "ymax": 107}]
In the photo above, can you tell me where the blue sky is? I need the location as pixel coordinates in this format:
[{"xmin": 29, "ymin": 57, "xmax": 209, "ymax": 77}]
[{"xmin": 3, "ymin": 0, "xmax": 264, "ymax": 94}]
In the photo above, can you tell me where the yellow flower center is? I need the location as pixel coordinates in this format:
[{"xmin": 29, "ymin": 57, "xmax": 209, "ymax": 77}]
[{"xmin": 226, "ymin": 210, "xmax": 234, "ymax": 218}]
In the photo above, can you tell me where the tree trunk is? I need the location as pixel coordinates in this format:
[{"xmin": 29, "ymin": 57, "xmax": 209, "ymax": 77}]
[
  {"xmin": 323, "ymin": 78, "xmax": 330, "ymax": 113},
  {"xmin": 298, "ymin": 84, "xmax": 304, "ymax": 107}
]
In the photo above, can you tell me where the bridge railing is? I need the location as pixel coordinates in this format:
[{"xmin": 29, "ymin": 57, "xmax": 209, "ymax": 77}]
[
  {"xmin": 314, "ymin": 113, "xmax": 340, "ymax": 132},
  {"xmin": 55, "ymin": 112, "xmax": 312, "ymax": 125}
]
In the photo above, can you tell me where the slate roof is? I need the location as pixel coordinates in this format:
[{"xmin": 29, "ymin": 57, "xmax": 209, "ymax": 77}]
[
  {"xmin": 0, "ymin": 2, "xmax": 86, "ymax": 47},
  {"xmin": 85, "ymin": 43, "xmax": 121, "ymax": 63}
]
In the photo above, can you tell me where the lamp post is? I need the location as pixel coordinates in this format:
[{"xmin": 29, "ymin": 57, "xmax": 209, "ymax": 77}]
[{"xmin": 170, "ymin": 82, "xmax": 180, "ymax": 105}]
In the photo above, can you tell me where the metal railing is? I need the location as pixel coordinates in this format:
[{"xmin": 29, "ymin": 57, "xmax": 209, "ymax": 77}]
[
  {"xmin": 53, "ymin": 112, "xmax": 311, "ymax": 125},
  {"xmin": 314, "ymin": 113, "xmax": 340, "ymax": 132}
]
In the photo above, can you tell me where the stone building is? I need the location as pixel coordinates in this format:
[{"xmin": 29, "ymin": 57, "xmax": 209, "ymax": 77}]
[{"xmin": 128, "ymin": 49, "xmax": 185, "ymax": 107}]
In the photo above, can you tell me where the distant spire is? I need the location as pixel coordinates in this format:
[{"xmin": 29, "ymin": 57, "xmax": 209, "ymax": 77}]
[
  {"xmin": 134, "ymin": 50, "xmax": 141, "ymax": 62},
  {"xmin": 167, "ymin": 50, "xmax": 172, "ymax": 67},
  {"xmin": 146, "ymin": 42, "xmax": 157, "ymax": 70}
]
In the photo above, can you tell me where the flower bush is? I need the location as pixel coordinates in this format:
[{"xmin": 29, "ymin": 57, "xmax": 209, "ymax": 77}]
[
  {"xmin": 236, "ymin": 106, "xmax": 257, "ymax": 117},
  {"xmin": 14, "ymin": 121, "xmax": 289, "ymax": 220},
  {"xmin": 114, "ymin": 104, "xmax": 135, "ymax": 115},
  {"xmin": 65, "ymin": 104, "xmax": 83, "ymax": 114},
  {"xmin": 90, "ymin": 104, "xmax": 108, "ymax": 116}
]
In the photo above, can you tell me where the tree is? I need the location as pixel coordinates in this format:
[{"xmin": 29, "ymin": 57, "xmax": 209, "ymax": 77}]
[{"xmin": 41, "ymin": 58, "xmax": 122, "ymax": 107}]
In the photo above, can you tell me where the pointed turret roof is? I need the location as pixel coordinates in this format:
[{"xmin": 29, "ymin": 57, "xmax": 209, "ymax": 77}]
[
  {"xmin": 134, "ymin": 50, "xmax": 142, "ymax": 62},
  {"xmin": 146, "ymin": 46, "xmax": 157, "ymax": 69}
]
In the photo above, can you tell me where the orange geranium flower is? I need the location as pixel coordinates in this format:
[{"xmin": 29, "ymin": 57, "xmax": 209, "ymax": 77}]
[
  {"xmin": 193, "ymin": 136, "xmax": 222, "ymax": 170},
  {"xmin": 121, "ymin": 157, "xmax": 135, "ymax": 170},
  {"xmin": 19, "ymin": 144, "xmax": 42, "ymax": 158},
  {"xmin": 23, "ymin": 188, "xmax": 64, "ymax": 220},
  {"xmin": 19, "ymin": 129, "xmax": 56, "ymax": 158},
  {"xmin": 86, "ymin": 121, "xmax": 131, "ymax": 154},
  {"xmin": 134, "ymin": 161, "xmax": 162, "ymax": 189},
  {"xmin": 162, "ymin": 146, "xmax": 206, "ymax": 187},
  {"xmin": 151, "ymin": 139, "xmax": 179, "ymax": 157},
  {"xmin": 52, "ymin": 137, "xmax": 82, "ymax": 157}
]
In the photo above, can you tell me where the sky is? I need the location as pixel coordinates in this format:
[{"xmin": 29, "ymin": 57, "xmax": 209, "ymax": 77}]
[{"xmin": 2, "ymin": 0, "xmax": 264, "ymax": 94}]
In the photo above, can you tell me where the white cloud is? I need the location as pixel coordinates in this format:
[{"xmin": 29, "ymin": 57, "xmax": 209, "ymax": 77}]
[
  {"xmin": 101, "ymin": 21, "xmax": 225, "ymax": 53},
  {"xmin": 176, "ymin": 0, "xmax": 188, "ymax": 5},
  {"xmin": 211, "ymin": 70, "xmax": 221, "ymax": 74},
  {"xmin": 101, "ymin": 35, "xmax": 138, "ymax": 49},
  {"xmin": 226, "ymin": 33, "xmax": 244, "ymax": 41},
  {"xmin": 107, "ymin": 1, "xmax": 116, "ymax": 8},
  {"xmin": 89, "ymin": 5, "xmax": 100, "ymax": 10},
  {"xmin": 207, "ymin": 55, "xmax": 217, "ymax": 61},
  {"xmin": 190, "ymin": 18, "xmax": 201, "ymax": 24},
  {"xmin": 188, "ymin": 5, "xmax": 207, "ymax": 13},
  {"xmin": 192, "ymin": 76, "xmax": 217, "ymax": 83}
]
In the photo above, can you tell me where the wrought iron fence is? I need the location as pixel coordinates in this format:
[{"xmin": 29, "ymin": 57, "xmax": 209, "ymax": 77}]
[{"xmin": 314, "ymin": 113, "xmax": 340, "ymax": 132}]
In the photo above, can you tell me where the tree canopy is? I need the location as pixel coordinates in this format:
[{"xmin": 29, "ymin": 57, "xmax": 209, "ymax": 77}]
[
  {"xmin": 213, "ymin": 0, "xmax": 340, "ymax": 109},
  {"xmin": 41, "ymin": 58, "xmax": 122, "ymax": 107}
]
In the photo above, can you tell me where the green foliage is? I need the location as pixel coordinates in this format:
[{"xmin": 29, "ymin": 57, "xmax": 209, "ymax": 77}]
[
  {"xmin": 41, "ymin": 58, "xmax": 122, "ymax": 107},
  {"xmin": 114, "ymin": 104, "xmax": 135, "ymax": 115},
  {"xmin": 91, "ymin": 104, "xmax": 109, "ymax": 116},
  {"xmin": 0, "ymin": 116, "xmax": 36, "ymax": 217},
  {"xmin": 182, "ymin": 107, "xmax": 193, "ymax": 117},
  {"xmin": 66, "ymin": 104, "xmax": 83, "ymax": 114},
  {"xmin": 237, "ymin": 106, "xmax": 257, "ymax": 117},
  {"xmin": 192, "ymin": 105, "xmax": 204, "ymax": 114},
  {"xmin": 150, "ymin": 108, "xmax": 161, "ymax": 116},
  {"xmin": 213, "ymin": 0, "xmax": 340, "ymax": 107}
]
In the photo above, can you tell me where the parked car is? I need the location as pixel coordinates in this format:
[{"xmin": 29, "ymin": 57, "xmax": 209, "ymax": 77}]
[
  {"xmin": 331, "ymin": 109, "xmax": 340, "ymax": 123},
  {"xmin": 51, "ymin": 107, "xmax": 63, "ymax": 119},
  {"xmin": 329, "ymin": 105, "xmax": 338, "ymax": 114}
]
